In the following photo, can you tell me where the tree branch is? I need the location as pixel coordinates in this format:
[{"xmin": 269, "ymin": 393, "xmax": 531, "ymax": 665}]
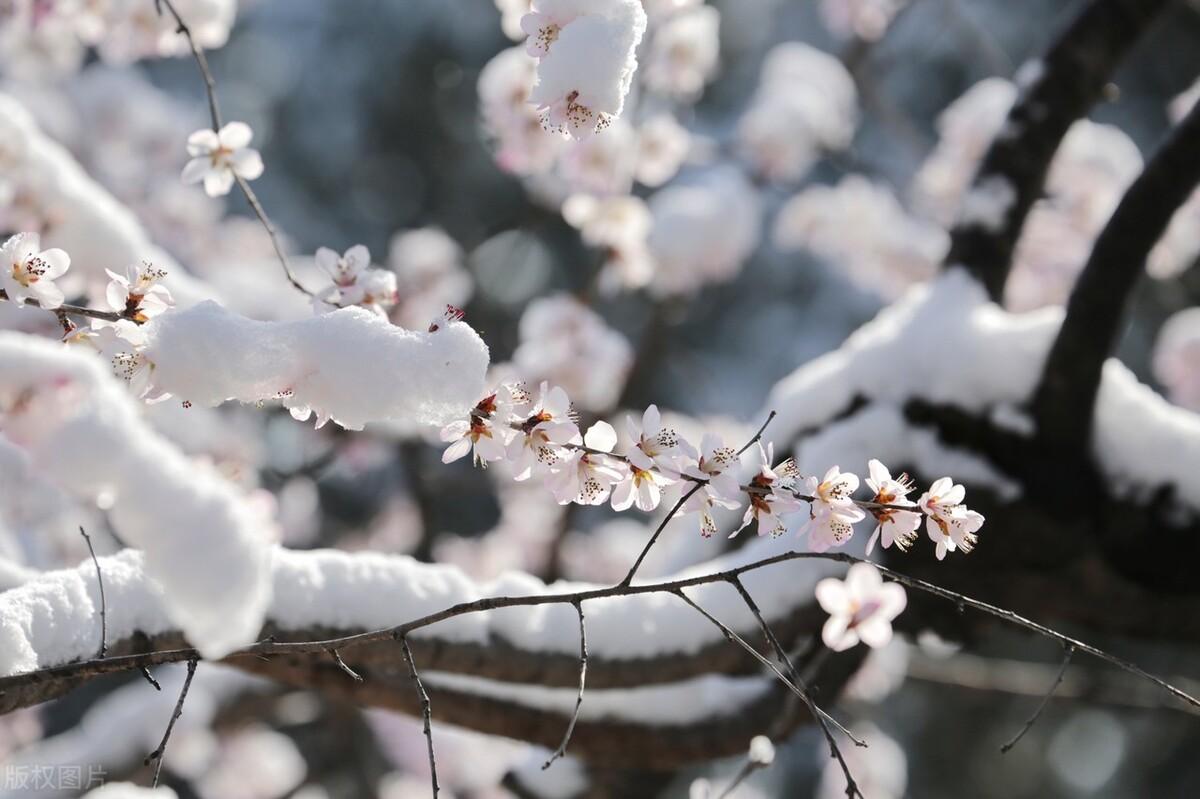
[
  {"xmin": 945, "ymin": 0, "xmax": 1170, "ymax": 299},
  {"xmin": 1032, "ymin": 98, "xmax": 1200, "ymax": 456}
]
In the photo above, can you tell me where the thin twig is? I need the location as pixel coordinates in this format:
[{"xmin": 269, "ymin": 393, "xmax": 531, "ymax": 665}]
[
  {"xmin": 140, "ymin": 667, "xmax": 162, "ymax": 691},
  {"xmin": 729, "ymin": 576, "xmax": 863, "ymax": 798},
  {"xmin": 145, "ymin": 658, "xmax": 198, "ymax": 787},
  {"xmin": 543, "ymin": 600, "xmax": 588, "ymax": 770},
  {"xmin": 619, "ymin": 411, "xmax": 777, "ymax": 587},
  {"xmin": 77, "ymin": 527, "xmax": 107, "ymax": 659},
  {"xmin": 153, "ymin": 0, "xmax": 223, "ymax": 130},
  {"xmin": 0, "ymin": 289, "xmax": 127, "ymax": 324},
  {"xmin": 329, "ymin": 648, "xmax": 363, "ymax": 682},
  {"xmin": 716, "ymin": 758, "xmax": 766, "ymax": 799},
  {"xmin": 153, "ymin": 0, "xmax": 316, "ymax": 299},
  {"xmin": 1000, "ymin": 643, "xmax": 1075, "ymax": 753},
  {"xmin": 671, "ymin": 587, "xmax": 866, "ymax": 755},
  {"xmin": 399, "ymin": 635, "xmax": 439, "ymax": 798}
]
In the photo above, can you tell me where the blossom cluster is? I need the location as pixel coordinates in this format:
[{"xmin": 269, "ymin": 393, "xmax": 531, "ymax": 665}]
[
  {"xmin": 442, "ymin": 381, "xmax": 984, "ymax": 560},
  {"xmin": 0, "ymin": 0, "xmax": 236, "ymax": 79}
]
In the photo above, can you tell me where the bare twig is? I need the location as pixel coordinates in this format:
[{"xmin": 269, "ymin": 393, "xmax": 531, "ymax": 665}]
[
  {"xmin": 77, "ymin": 527, "xmax": 107, "ymax": 659},
  {"xmin": 329, "ymin": 648, "xmax": 363, "ymax": 682},
  {"xmin": 140, "ymin": 667, "xmax": 162, "ymax": 691},
  {"xmin": 1000, "ymin": 643, "xmax": 1075, "ymax": 753},
  {"xmin": 0, "ymin": 289, "xmax": 127, "ymax": 324},
  {"xmin": 153, "ymin": 0, "xmax": 223, "ymax": 130},
  {"xmin": 145, "ymin": 658, "xmax": 198, "ymax": 787},
  {"xmin": 716, "ymin": 757, "xmax": 769, "ymax": 799},
  {"xmin": 619, "ymin": 411, "xmax": 777, "ymax": 587},
  {"xmin": 153, "ymin": 0, "xmax": 316, "ymax": 299},
  {"xmin": 399, "ymin": 635, "xmax": 439, "ymax": 798},
  {"xmin": 542, "ymin": 600, "xmax": 588, "ymax": 770},
  {"xmin": 730, "ymin": 576, "xmax": 863, "ymax": 797}
]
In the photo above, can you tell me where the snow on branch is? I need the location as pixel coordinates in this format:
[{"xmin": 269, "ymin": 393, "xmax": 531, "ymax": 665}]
[
  {"xmin": 764, "ymin": 272, "xmax": 1200, "ymax": 511},
  {"xmin": 0, "ymin": 334, "xmax": 272, "ymax": 665},
  {"xmin": 142, "ymin": 302, "xmax": 490, "ymax": 430}
]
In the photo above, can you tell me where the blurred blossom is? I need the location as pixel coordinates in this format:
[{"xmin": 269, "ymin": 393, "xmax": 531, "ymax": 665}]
[
  {"xmin": 495, "ymin": 0, "xmax": 534, "ymax": 40},
  {"xmin": 368, "ymin": 709, "xmax": 528, "ymax": 795},
  {"xmin": 1153, "ymin": 308, "xmax": 1200, "ymax": 411},
  {"xmin": 842, "ymin": 637, "xmax": 910, "ymax": 702},
  {"xmin": 643, "ymin": 5, "xmax": 721, "ymax": 100},
  {"xmin": 636, "ymin": 113, "xmax": 691, "ymax": 187},
  {"xmin": 478, "ymin": 46, "xmax": 564, "ymax": 176},
  {"xmin": 557, "ymin": 117, "xmax": 639, "ymax": 194},
  {"xmin": 562, "ymin": 193, "xmax": 654, "ymax": 290},
  {"xmin": 386, "ymin": 227, "xmax": 474, "ymax": 331},
  {"xmin": 737, "ymin": 43, "xmax": 858, "ymax": 183},
  {"xmin": 1006, "ymin": 121, "xmax": 1142, "ymax": 311},
  {"xmin": 819, "ymin": 0, "xmax": 910, "ymax": 41},
  {"xmin": 195, "ymin": 725, "xmax": 307, "ymax": 799},
  {"xmin": 817, "ymin": 723, "xmax": 907, "ymax": 799},
  {"xmin": 646, "ymin": 166, "xmax": 762, "ymax": 296},
  {"xmin": 512, "ymin": 293, "xmax": 633, "ymax": 412},
  {"xmin": 774, "ymin": 175, "xmax": 948, "ymax": 300},
  {"xmin": 911, "ymin": 77, "xmax": 1018, "ymax": 227},
  {"xmin": 1048, "ymin": 710, "xmax": 1127, "ymax": 792}
]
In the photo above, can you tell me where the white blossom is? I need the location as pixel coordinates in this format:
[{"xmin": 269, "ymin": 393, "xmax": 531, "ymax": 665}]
[
  {"xmin": 103, "ymin": 261, "xmax": 173, "ymax": 322},
  {"xmin": 798, "ymin": 465, "xmax": 866, "ymax": 552},
  {"xmin": 626, "ymin": 403, "xmax": 685, "ymax": 477},
  {"xmin": 733, "ymin": 442, "xmax": 802, "ymax": 538},
  {"xmin": 918, "ymin": 477, "xmax": 984, "ymax": 560},
  {"xmin": 681, "ymin": 433, "xmax": 743, "ymax": 537},
  {"xmin": 1153, "ymin": 308, "xmax": 1200, "ymax": 412},
  {"xmin": 478, "ymin": 46, "xmax": 564, "ymax": 175},
  {"xmin": 0, "ymin": 232, "xmax": 70, "ymax": 309},
  {"xmin": 547, "ymin": 420, "xmax": 626, "ymax": 504},
  {"xmin": 815, "ymin": 562, "xmax": 907, "ymax": 651},
  {"xmin": 181, "ymin": 121, "xmax": 264, "ymax": 197},
  {"xmin": 314, "ymin": 245, "xmax": 398, "ymax": 317},
  {"xmin": 863, "ymin": 459, "xmax": 921, "ymax": 554},
  {"xmin": 507, "ymin": 382, "xmax": 579, "ymax": 479}
]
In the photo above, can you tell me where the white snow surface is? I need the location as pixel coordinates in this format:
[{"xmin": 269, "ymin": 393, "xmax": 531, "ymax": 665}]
[
  {"xmin": 143, "ymin": 301, "xmax": 490, "ymax": 431},
  {"xmin": 764, "ymin": 271, "xmax": 1200, "ymax": 507},
  {"xmin": 0, "ymin": 534, "xmax": 837, "ymax": 679},
  {"xmin": 0, "ymin": 334, "xmax": 273, "ymax": 664}
]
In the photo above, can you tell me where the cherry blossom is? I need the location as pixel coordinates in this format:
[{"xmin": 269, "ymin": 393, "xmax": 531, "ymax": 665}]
[
  {"xmin": 918, "ymin": 477, "xmax": 984, "ymax": 560},
  {"xmin": 681, "ymin": 433, "xmax": 743, "ymax": 537},
  {"xmin": 441, "ymin": 393, "xmax": 512, "ymax": 467},
  {"xmin": 547, "ymin": 420, "xmax": 626, "ymax": 504},
  {"xmin": 815, "ymin": 562, "xmax": 907, "ymax": 651},
  {"xmin": 507, "ymin": 382, "xmax": 579, "ymax": 480},
  {"xmin": 611, "ymin": 458, "xmax": 675, "ymax": 513},
  {"xmin": 314, "ymin": 245, "xmax": 399, "ymax": 317},
  {"xmin": 626, "ymin": 403, "xmax": 685, "ymax": 477},
  {"xmin": 0, "ymin": 232, "xmax": 70, "ymax": 309},
  {"xmin": 799, "ymin": 465, "xmax": 866, "ymax": 552},
  {"xmin": 733, "ymin": 442, "xmax": 802, "ymax": 538},
  {"xmin": 863, "ymin": 459, "xmax": 921, "ymax": 554},
  {"xmin": 181, "ymin": 121, "xmax": 264, "ymax": 197},
  {"xmin": 104, "ymin": 261, "xmax": 173, "ymax": 322}
]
